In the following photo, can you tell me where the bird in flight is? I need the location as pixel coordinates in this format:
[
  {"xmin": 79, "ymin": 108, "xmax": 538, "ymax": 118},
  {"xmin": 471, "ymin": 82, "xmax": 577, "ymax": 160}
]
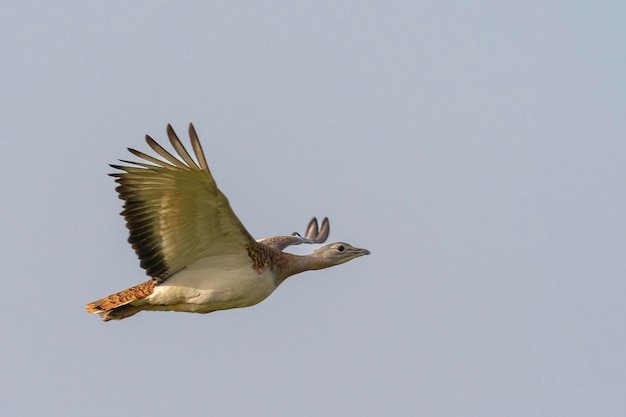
[{"xmin": 86, "ymin": 124, "xmax": 370, "ymax": 321}]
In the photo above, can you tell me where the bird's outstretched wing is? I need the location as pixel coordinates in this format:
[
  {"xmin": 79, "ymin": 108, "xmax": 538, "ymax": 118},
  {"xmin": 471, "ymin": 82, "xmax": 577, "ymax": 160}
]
[
  {"xmin": 110, "ymin": 123, "xmax": 255, "ymax": 282},
  {"xmin": 258, "ymin": 217, "xmax": 329, "ymax": 251}
]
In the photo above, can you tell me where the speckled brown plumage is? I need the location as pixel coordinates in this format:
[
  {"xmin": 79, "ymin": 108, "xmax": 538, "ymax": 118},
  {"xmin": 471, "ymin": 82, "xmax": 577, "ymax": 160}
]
[
  {"xmin": 86, "ymin": 279, "xmax": 155, "ymax": 313},
  {"xmin": 246, "ymin": 243, "xmax": 286, "ymax": 273}
]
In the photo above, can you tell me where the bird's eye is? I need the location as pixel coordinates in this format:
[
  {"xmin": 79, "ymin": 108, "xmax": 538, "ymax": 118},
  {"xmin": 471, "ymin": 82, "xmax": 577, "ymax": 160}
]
[{"xmin": 337, "ymin": 245, "xmax": 345, "ymax": 252}]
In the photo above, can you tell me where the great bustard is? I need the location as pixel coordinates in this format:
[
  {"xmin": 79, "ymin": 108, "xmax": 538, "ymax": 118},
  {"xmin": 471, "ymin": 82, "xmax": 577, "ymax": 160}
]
[{"xmin": 86, "ymin": 124, "xmax": 370, "ymax": 321}]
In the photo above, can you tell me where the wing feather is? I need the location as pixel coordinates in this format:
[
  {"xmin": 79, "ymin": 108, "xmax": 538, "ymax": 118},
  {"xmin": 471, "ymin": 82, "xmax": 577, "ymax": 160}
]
[
  {"xmin": 112, "ymin": 124, "xmax": 255, "ymax": 282},
  {"xmin": 188, "ymin": 123, "xmax": 210, "ymax": 172},
  {"xmin": 127, "ymin": 148, "xmax": 178, "ymax": 168},
  {"xmin": 305, "ymin": 218, "xmax": 319, "ymax": 240},
  {"xmin": 167, "ymin": 124, "xmax": 200, "ymax": 169},
  {"xmin": 258, "ymin": 217, "xmax": 331, "ymax": 250},
  {"xmin": 145, "ymin": 135, "xmax": 188, "ymax": 169}
]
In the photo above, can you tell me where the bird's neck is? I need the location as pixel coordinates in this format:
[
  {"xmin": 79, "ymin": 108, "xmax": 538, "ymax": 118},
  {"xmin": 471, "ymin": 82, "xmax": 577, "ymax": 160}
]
[
  {"xmin": 275, "ymin": 252, "xmax": 333, "ymax": 283},
  {"xmin": 247, "ymin": 243, "xmax": 332, "ymax": 284}
]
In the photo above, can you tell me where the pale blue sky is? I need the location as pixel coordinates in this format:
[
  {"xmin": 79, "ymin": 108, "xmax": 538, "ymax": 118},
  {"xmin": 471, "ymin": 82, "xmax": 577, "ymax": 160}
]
[{"xmin": 2, "ymin": 2, "xmax": 625, "ymax": 416}]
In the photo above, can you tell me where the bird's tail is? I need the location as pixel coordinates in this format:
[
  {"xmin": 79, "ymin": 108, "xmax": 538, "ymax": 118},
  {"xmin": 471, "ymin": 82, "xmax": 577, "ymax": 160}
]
[{"xmin": 86, "ymin": 279, "xmax": 155, "ymax": 321}]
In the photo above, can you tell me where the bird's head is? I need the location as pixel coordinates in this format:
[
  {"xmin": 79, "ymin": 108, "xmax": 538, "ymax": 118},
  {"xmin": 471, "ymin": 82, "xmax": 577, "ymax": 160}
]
[{"xmin": 312, "ymin": 242, "xmax": 371, "ymax": 265}]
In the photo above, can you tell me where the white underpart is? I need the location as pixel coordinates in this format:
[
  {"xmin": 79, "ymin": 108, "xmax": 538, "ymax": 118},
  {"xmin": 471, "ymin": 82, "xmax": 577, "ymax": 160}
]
[{"xmin": 143, "ymin": 254, "xmax": 278, "ymax": 313}]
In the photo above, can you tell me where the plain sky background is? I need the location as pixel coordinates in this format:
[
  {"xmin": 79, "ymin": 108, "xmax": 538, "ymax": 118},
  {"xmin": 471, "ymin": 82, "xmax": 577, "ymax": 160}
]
[{"xmin": 1, "ymin": 1, "xmax": 625, "ymax": 416}]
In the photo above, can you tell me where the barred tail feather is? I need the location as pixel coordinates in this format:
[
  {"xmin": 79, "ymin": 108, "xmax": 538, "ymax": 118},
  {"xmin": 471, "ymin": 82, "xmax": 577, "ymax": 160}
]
[{"xmin": 86, "ymin": 279, "xmax": 155, "ymax": 321}]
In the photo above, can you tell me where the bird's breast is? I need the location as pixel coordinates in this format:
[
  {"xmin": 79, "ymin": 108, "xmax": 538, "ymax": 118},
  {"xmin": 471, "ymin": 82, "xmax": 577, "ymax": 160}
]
[{"xmin": 144, "ymin": 254, "xmax": 279, "ymax": 313}]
